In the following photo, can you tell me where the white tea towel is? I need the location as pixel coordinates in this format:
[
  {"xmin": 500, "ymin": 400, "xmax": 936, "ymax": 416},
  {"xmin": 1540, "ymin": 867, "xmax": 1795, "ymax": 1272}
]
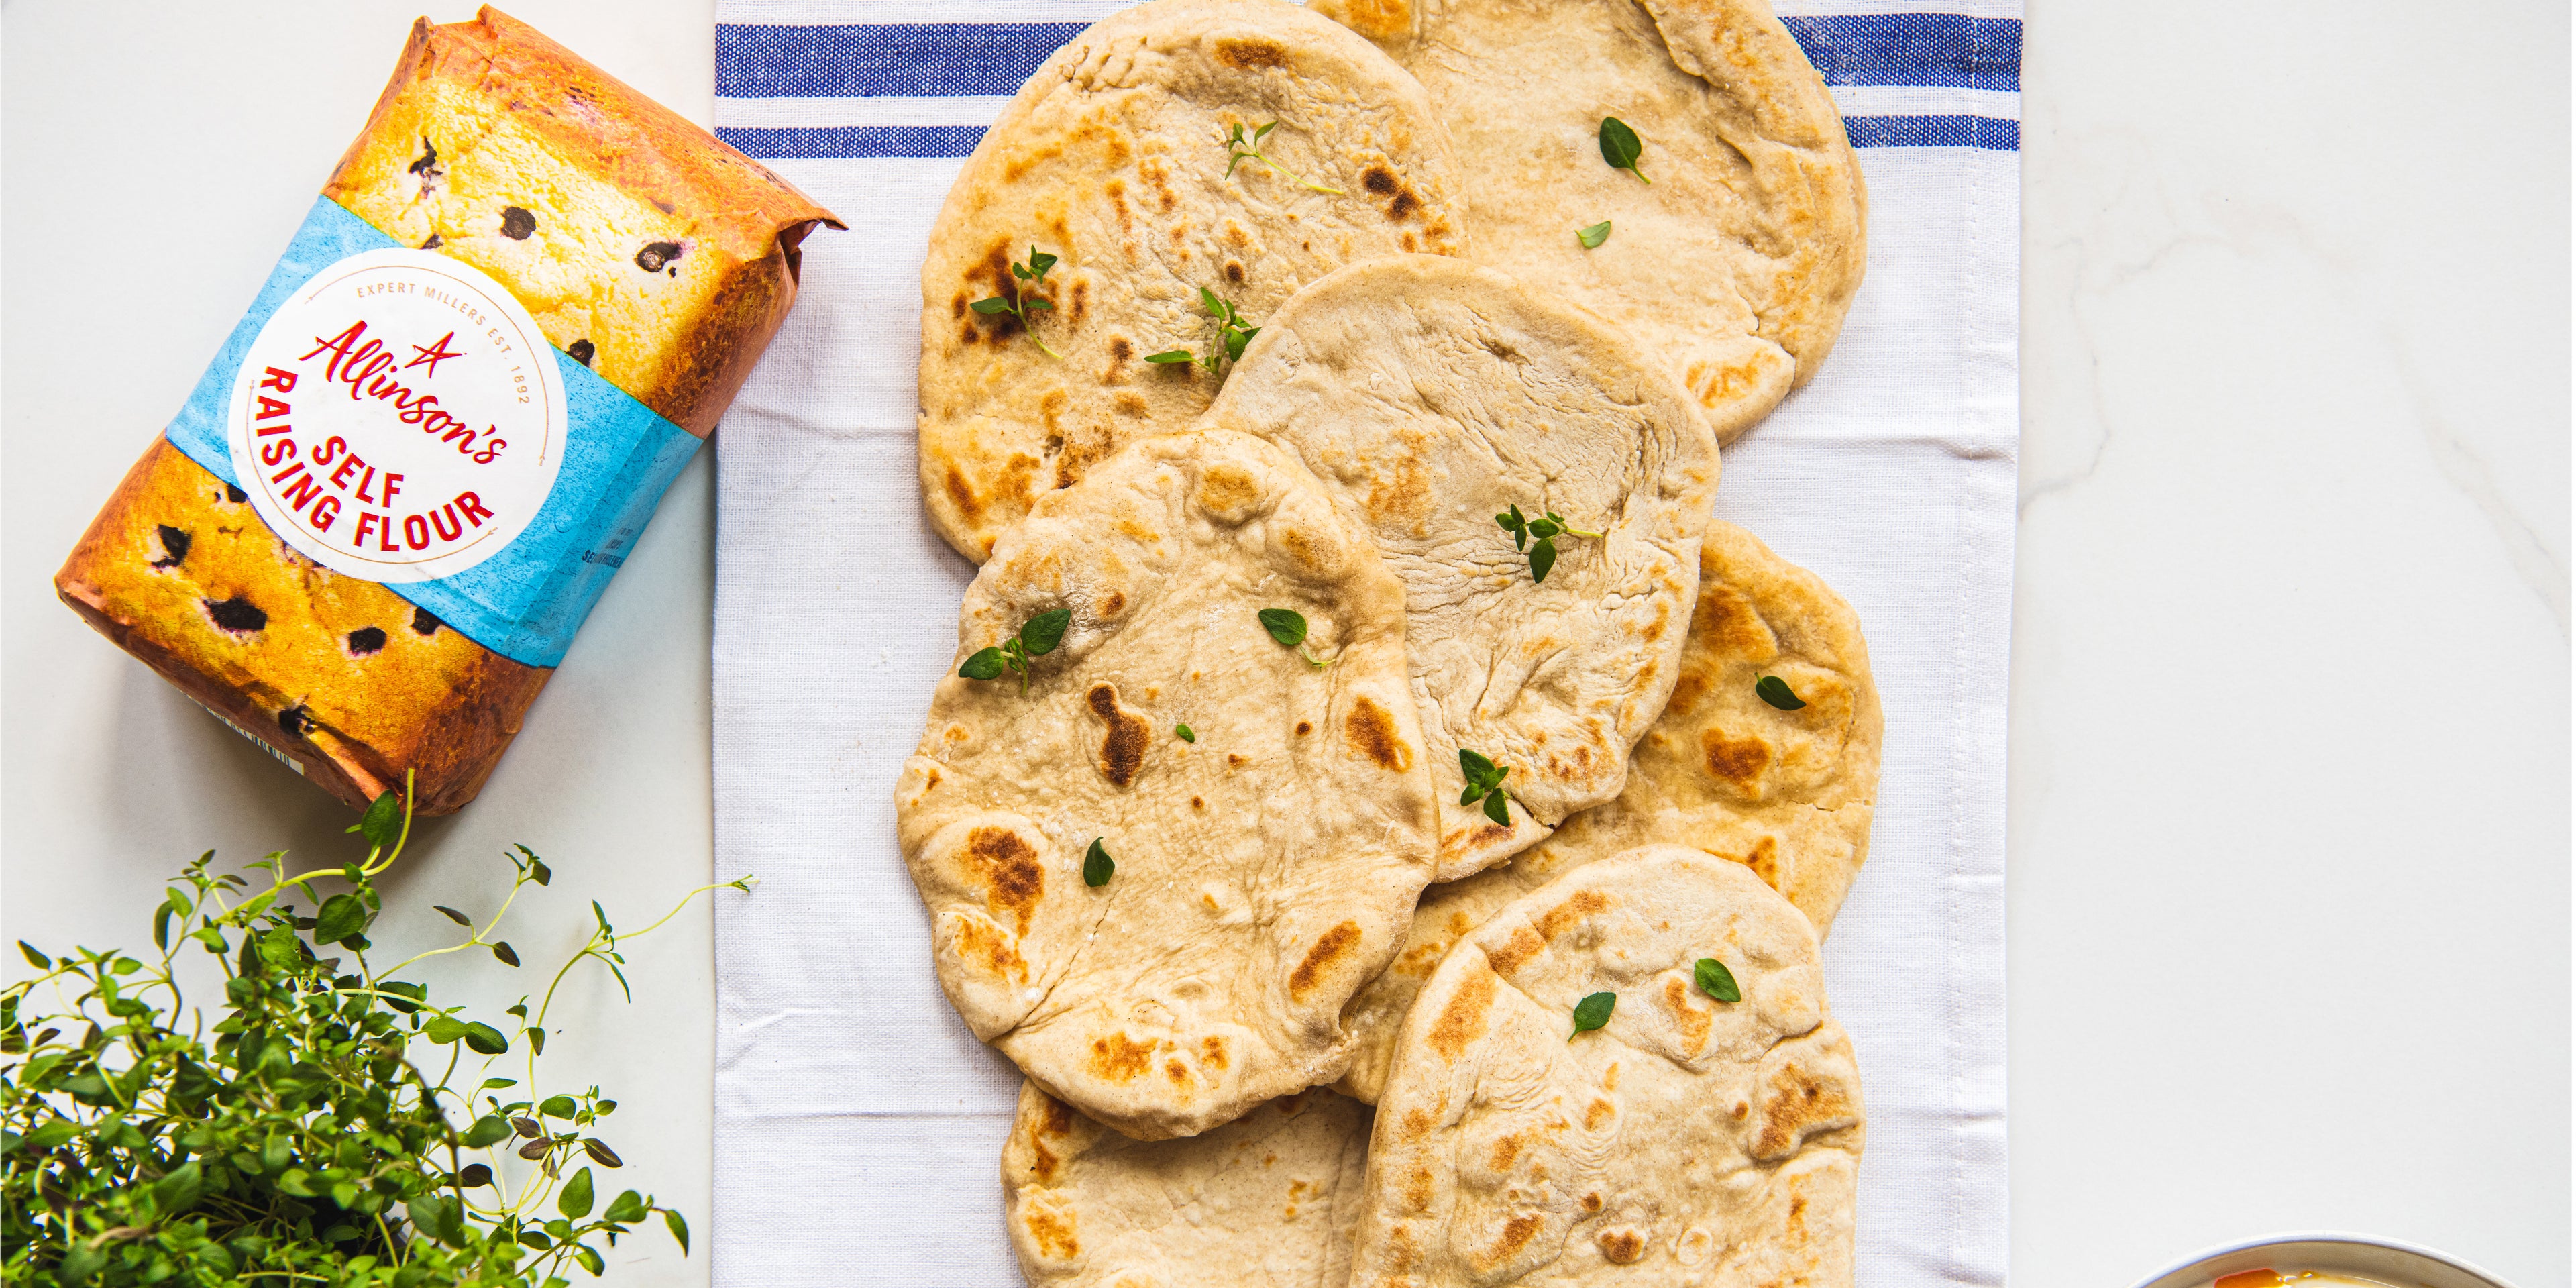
[{"xmin": 709, "ymin": 3, "xmax": 2019, "ymax": 1283}]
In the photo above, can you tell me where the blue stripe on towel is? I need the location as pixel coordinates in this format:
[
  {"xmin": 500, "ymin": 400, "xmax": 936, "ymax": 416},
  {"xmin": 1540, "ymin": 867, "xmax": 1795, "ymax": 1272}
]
[
  {"xmin": 720, "ymin": 116, "xmax": 2020, "ymax": 160},
  {"xmin": 1841, "ymin": 114, "xmax": 2019, "ymax": 151},
  {"xmin": 1781, "ymin": 15, "xmax": 2021, "ymax": 92},
  {"xmin": 717, "ymin": 15, "xmax": 2021, "ymax": 98},
  {"xmin": 718, "ymin": 125, "xmax": 989, "ymax": 159},
  {"xmin": 713, "ymin": 14, "xmax": 2021, "ymax": 158},
  {"xmin": 718, "ymin": 22, "xmax": 1089, "ymax": 97}
]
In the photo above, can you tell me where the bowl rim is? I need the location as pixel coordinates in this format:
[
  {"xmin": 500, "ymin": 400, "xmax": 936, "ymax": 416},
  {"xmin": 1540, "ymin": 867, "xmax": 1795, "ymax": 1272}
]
[{"xmin": 2125, "ymin": 1231, "xmax": 2521, "ymax": 1288}]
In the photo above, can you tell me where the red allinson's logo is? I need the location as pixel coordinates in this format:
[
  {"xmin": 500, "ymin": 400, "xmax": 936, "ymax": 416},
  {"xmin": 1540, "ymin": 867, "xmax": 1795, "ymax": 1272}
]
[{"xmin": 225, "ymin": 248, "xmax": 566, "ymax": 584}]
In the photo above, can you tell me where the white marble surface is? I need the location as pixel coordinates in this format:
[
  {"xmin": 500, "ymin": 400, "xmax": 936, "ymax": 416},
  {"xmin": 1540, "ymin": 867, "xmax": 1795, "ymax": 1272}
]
[
  {"xmin": 1, "ymin": 3, "xmax": 2566, "ymax": 1287},
  {"xmin": 2014, "ymin": 1, "xmax": 2567, "ymax": 1284}
]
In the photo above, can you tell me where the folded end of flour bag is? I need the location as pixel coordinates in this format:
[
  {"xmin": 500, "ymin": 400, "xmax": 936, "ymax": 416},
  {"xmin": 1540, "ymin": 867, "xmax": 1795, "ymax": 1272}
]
[{"xmin": 56, "ymin": 5, "xmax": 842, "ymax": 815}]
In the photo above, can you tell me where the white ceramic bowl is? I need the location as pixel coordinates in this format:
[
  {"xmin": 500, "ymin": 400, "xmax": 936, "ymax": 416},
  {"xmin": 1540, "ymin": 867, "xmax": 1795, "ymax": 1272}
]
[{"xmin": 2128, "ymin": 1233, "xmax": 2520, "ymax": 1288}]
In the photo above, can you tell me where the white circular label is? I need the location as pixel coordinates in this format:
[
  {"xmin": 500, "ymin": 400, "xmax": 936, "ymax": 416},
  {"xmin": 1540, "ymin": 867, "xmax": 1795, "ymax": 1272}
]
[{"xmin": 225, "ymin": 248, "xmax": 567, "ymax": 583}]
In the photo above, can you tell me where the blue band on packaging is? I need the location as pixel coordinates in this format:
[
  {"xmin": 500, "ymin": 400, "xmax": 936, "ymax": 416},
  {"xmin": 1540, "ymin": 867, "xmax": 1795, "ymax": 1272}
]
[{"xmin": 163, "ymin": 197, "xmax": 702, "ymax": 669}]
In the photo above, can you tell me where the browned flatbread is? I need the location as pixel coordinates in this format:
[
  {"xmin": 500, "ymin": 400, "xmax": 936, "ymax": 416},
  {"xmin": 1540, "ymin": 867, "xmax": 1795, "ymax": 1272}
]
[
  {"xmin": 1312, "ymin": 0, "xmax": 1866, "ymax": 445},
  {"xmin": 916, "ymin": 0, "xmax": 1465, "ymax": 562},
  {"xmin": 895, "ymin": 429, "xmax": 1438, "ymax": 1140},
  {"xmin": 1349, "ymin": 845, "xmax": 1863, "ymax": 1287},
  {"xmin": 1203, "ymin": 255, "xmax": 1719, "ymax": 882},
  {"xmin": 1004, "ymin": 1081, "xmax": 1373, "ymax": 1287},
  {"xmin": 1338, "ymin": 521, "xmax": 1880, "ymax": 1103}
]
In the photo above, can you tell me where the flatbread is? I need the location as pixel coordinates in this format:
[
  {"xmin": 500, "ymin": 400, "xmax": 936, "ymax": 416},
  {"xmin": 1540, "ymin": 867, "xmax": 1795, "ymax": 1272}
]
[
  {"xmin": 1336, "ymin": 521, "xmax": 1880, "ymax": 1103},
  {"xmin": 1004, "ymin": 1080, "xmax": 1373, "ymax": 1288},
  {"xmin": 894, "ymin": 429, "xmax": 1438, "ymax": 1140},
  {"xmin": 918, "ymin": 0, "xmax": 1466, "ymax": 562},
  {"xmin": 1310, "ymin": 0, "xmax": 1866, "ymax": 445},
  {"xmin": 1203, "ymin": 255, "xmax": 1718, "ymax": 881},
  {"xmin": 1348, "ymin": 845, "xmax": 1863, "ymax": 1288}
]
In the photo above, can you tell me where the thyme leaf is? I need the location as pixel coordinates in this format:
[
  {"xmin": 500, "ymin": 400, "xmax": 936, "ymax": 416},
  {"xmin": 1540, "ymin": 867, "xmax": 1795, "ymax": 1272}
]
[
  {"xmin": 1599, "ymin": 116, "xmax": 1649, "ymax": 184},
  {"xmin": 1570, "ymin": 991, "xmax": 1617, "ymax": 1036},
  {"xmin": 1756, "ymin": 675, "xmax": 1807, "ymax": 710},
  {"xmin": 1695, "ymin": 957, "xmax": 1742, "ymax": 1003}
]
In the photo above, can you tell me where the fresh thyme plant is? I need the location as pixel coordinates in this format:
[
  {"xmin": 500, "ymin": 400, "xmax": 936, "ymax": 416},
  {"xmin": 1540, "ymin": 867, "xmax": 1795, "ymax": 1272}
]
[{"xmin": 0, "ymin": 782, "xmax": 746, "ymax": 1287}]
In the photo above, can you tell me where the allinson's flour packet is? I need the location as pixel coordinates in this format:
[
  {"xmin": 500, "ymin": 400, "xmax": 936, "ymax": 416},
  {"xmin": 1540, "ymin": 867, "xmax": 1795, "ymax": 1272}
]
[{"xmin": 56, "ymin": 7, "xmax": 839, "ymax": 813}]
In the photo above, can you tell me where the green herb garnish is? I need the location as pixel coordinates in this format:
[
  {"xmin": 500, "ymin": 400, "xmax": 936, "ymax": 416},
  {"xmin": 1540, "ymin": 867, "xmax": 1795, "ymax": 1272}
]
[
  {"xmin": 1456, "ymin": 748, "xmax": 1519, "ymax": 826},
  {"xmin": 960, "ymin": 606, "xmax": 1075, "ymax": 694},
  {"xmin": 969, "ymin": 244, "xmax": 1065, "ymax": 358},
  {"xmin": 1570, "ymin": 991, "xmax": 1617, "ymax": 1037},
  {"xmin": 1175, "ymin": 723, "xmax": 1196, "ymax": 743},
  {"xmin": 1152, "ymin": 289, "xmax": 1263, "ymax": 377},
  {"xmin": 0, "ymin": 777, "xmax": 735, "ymax": 1285},
  {"xmin": 1083, "ymin": 838, "xmax": 1116, "ymax": 887},
  {"xmin": 1224, "ymin": 120, "xmax": 1345, "ymax": 195},
  {"xmin": 1695, "ymin": 957, "xmax": 1741, "ymax": 1003},
  {"xmin": 1599, "ymin": 117, "xmax": 1649, "ymax": 184},
  {"xmin": 1577, "ymin": 219, "xmax": 1612, "ymax": 248},
  {"xmin": 1258, "ymin": 608, "xmax": 1308, "ymax": 647},
  {"xmin": 1494, "ymin": 504, "xmax": 1604, "ymax": 583},
  {"xmin": 1258, "ymin": 607, "xmax": 1334, "ymax": 669},
  {"xmin": 1756, "ymin": 675, "xmax": 1807, "ymax": 710},
  {"xmin": 1206, "ymin": 291, "xmax": 1260, "ymax": 365}
]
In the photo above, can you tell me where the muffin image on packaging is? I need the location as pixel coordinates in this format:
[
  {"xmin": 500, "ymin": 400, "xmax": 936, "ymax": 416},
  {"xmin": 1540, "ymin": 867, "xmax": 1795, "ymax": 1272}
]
[{"xmin": 55, "ymin": 6, "xmax": 839, "ymax": 814}]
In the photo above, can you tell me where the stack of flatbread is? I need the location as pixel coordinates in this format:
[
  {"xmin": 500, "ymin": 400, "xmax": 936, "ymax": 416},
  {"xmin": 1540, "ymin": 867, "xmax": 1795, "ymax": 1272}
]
[{"xmin": 893, "ymin": 1, "xmax": 1880, "ymax": 1283}]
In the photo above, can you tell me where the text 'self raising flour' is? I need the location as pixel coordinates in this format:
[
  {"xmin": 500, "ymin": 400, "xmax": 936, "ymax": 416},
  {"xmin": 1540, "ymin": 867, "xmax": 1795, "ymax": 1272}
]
[{"xmin": 227, "ymin": 248, "xmax": 568, "ymax": 585}]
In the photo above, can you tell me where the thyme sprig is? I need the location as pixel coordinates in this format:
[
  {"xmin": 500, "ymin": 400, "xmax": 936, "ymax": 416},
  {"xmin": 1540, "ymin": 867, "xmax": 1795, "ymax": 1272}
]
[
  {"xmin": 1258, "ymin": 608, "xmax": 1336, "ymax": 669},
  {"xmin": 960, "ymin": 607, "xmax": 1074, "ymax": 695},
  {"xmin": 971, "ymin": 245, "xmax": 1065, "ymax": 358},
  {"xmin": 1224, "ymin": 120, "xmax": 1345, "ymax": 195},
  {"xmin": 1495, "ymin": 504, "xmax": 1604, "ymax": 583},
  {"xmin": 1457, "ymin": 749, "xmax": 1521, "ymax": 826},
  {"xmin": 1145, "ymin": 289, "xmax": 1263, "ymax": 377}
]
